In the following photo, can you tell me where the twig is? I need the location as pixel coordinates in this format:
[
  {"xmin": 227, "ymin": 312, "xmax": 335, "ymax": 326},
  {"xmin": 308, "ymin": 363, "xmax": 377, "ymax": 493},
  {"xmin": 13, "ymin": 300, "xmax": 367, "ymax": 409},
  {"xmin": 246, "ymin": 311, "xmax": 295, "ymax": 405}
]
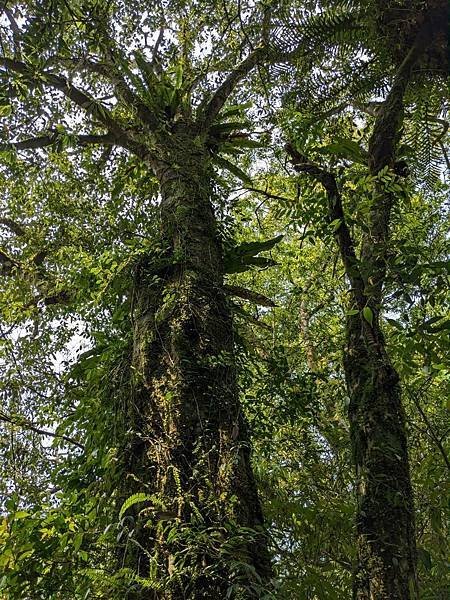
[{"xmin": 0, "ymin": 411, "xmax": 84, "ymax": 450}]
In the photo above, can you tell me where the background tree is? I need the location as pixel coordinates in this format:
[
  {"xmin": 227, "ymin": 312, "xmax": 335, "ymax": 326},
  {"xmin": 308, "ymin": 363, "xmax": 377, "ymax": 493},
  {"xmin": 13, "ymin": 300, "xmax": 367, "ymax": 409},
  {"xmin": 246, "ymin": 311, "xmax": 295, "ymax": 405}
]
[{"xmin": 278, "ymin": 1, "xmax": 447, "ymax": 596}]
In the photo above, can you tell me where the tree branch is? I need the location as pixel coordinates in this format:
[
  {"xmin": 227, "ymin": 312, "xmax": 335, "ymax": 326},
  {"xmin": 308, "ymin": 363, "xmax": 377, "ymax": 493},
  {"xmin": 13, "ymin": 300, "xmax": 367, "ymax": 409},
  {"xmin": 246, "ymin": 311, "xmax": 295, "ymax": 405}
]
[
  {"xmin": 0, "ymin": 410, "xmax": 84, "ymax": 450},
  {"xmin": 0, "ymin": 56, "xmax": 126, "ymax": 138},
  {"xmin": 285, "ymin": 143, "xmax": 366, "ymax": 307},
  {"xmin": 361, "ymin": 5, "xmax": 443, "ymax": 305},
  {"xmin": 0, "ymin": 131, "xmax": 117, "ymax": 152},
  {"xmin": 199, "ymin": 45, "xmax": 265, "ymax": 130},
  {"xmin": 151, "ymin": 26, "xmax": 165, "ymax": 67}
]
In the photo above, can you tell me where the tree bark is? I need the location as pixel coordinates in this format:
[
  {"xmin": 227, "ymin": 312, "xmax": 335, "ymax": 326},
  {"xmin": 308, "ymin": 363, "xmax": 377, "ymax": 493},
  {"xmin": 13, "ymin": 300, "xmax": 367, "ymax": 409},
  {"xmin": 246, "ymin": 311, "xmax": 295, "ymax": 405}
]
[
  {"xmin": 286, "ymin": 139, "xmax": 418, "ymax": 598},
  {"xmin": 344, "ymin": 314, "xmax": 417, "ymax": 599},
  {"xmin": 118, "ymin": 124, "xmax": 271, "ymax": 599},
  {"xmin": 345, "ymin": 9, "xmax": 444, "ymax": 594}
]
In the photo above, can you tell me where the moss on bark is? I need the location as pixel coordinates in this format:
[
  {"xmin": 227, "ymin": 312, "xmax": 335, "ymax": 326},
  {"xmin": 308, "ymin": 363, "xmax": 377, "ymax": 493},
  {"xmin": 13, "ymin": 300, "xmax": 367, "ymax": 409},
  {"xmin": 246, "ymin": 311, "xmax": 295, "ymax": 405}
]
[
  {"xmin": 117, "ymin": 125, "xmax": 271, "ymax": 599},
  {"xmin": 345, "ymin": 314, "xmax": 417, "ymax": 600}
]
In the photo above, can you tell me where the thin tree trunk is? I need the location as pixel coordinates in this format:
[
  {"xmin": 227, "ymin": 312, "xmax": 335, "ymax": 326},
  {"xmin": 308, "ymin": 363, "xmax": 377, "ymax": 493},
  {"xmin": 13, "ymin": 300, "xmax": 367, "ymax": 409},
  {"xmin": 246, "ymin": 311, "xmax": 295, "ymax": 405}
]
[
  {"xmin": 286, "ymin": 140, "xmax": 418, "ymax": 598},
  {"xmin": 299, "ymin": 299, "xmax": 317, "ymax": 371},
  {"xmin": 345, "ymin": 9, "xmax": 444, "ymax": 594},
  {"xmin": 118, "ymin": 125, "xmax": 271, "ymax": 599}
]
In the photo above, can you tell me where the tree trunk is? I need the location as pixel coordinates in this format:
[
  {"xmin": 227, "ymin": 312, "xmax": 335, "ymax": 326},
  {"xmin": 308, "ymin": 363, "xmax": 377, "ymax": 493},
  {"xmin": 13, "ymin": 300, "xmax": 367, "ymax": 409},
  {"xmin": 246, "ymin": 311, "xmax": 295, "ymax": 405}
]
[
  {"xmin": 344, "ymin": 313, "xmax": 417, "ymax": 600},
  {"xmin": 286, "ymin": 4, "xmax": 445, "ymax": 596},
  {"xmin": 118, "ymin": 125, "xmax": 271, "ymax": 599}
]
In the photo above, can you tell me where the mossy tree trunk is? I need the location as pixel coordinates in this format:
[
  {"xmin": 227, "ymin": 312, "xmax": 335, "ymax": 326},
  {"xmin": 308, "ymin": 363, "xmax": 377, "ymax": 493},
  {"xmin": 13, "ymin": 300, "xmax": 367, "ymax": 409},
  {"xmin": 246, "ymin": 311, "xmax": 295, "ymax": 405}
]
[
  {"xmin": 119, "ymin": 124, "xmax": 271, "ymax": 599},
  {"xmin": 0, "ymin": 15, "xmax": 271, "ymax": 598},
  {"xmin": 286, "ymin": 142, "xmax": 418, "ymax": 597},
  {"xmin": 286, "ymin": 7, "xmax": 443, "ymax": 596},
  {"xmin": 344, "ymin": 314, "xmax": 416, "ymax": 599}
]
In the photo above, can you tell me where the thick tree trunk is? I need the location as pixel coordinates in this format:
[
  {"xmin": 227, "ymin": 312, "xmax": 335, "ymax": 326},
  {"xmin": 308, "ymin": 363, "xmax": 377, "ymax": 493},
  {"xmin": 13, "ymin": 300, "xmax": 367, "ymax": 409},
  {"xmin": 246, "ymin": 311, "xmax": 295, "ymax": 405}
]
[
  {"xmin": 118, "ymin": 126, "xmax": 271, "ymax": 599},
  {"xmin": 344, "ymin": 313, "xmax": 417, "ymax": 599}
]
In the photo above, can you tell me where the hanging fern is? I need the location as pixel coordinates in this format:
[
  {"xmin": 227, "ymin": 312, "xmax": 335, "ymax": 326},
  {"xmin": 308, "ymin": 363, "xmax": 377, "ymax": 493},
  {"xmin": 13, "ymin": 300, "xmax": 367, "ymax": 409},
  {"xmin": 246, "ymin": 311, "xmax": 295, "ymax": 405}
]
[{"xmin": 118, "ymin": 492, "xmax": 151, "ymax": 520}]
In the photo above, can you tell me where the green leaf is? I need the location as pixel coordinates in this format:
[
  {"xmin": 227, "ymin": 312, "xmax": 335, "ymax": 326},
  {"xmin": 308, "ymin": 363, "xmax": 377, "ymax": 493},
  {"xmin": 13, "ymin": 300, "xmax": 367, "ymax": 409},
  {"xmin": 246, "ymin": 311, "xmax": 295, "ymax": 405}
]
[
  {"xmin": 362, "ymin": 306, "xmax": 373, "ymax": 326},
  {"xmin": 119, "ymin": 493, "xmax": 150, "ymax": 520},
  {"xmin": 79, "ymin": 550, "xmax": 89, "ymax": 562},
  {"xmin": 210, "ymin": 121, "xmax": 251, "ymax": 135},
  {"xmin": 173, "ymin": 63, "xmax": 183, "ymax": 89},
  {"xmin": 233, "ymin": 235, "xmax": 284, "ymax": 258},
  {"xmin": 18, "ymin": 549, "xmax": 35, "ymax": 560},
  {"xmin": 12, "ymin": 511, "xmax": 30, "ymax": 520},
  {"xmin": 73, "ymin": 532, "xmax": 83, "ymax": 552},
  {"xmin": 224, "ymin": 235, "xmax": 282, "ymax": 274},
  {"xmin": 213, "ymin": 155, "xmax": 252, "ymax": 184},
  {"xmin": 218, "ymin": 102, "xmax": 253, "ymax": 120},
  {"xmin": 0, "ymin": 104, "xmax": 12, "ymax": 118},
  {"xmin": 226, "ymin": 255, "xmax": 277, "ymax": 274},
  {"xmin": 227, "ymin": 137, "xmax": 265, "ymax": 149},
  {"xmin": 330, "ymin": 218, "xmax": 342, "ymax": 232}
]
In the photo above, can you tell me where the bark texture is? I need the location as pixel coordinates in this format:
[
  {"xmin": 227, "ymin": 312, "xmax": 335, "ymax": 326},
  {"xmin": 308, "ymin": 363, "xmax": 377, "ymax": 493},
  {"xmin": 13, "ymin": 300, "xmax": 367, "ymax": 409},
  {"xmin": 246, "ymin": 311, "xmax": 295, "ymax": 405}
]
[
  {"xmin": 345, "ymin": 315, "xmax": 416, "ymax": 599},
  {"xmin": 286, "ymin": 138, "xmax": 418, "ymax": 599},
  {"xmin": 119, "ymin": 124, "xmax": 271, "ymax": 599},
  {"xmin": 347, "ymin": 9, "xmax": 445, "ymax": 595}
]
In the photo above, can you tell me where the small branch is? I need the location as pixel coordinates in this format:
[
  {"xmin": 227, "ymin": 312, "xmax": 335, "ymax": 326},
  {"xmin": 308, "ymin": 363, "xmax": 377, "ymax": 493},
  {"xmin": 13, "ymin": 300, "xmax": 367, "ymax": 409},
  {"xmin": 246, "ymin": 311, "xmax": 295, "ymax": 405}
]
[
  {"xmin": 21, "ymin": 289, "xmax": 71, "ymax": 311},
  {"xmin": 0, "ymin": 411, "xmax": 84, "ymax": 450},
  {"xmin": 0, "ymin": 131, "xmax": 117, "ymax": 152},
  {"xmin": 261, "ymin": 3, "xmax": 272, "ymax": 46},
  {"xmin": 407, "ymin": 387, "xmax": 450, "ymax": 473},
  {"xmin": 0, "ymin": 218, "xmax": 25, "ymax": 236},
  {"xmin": 225, "ymin": 284, "xmax": 276, "ymax": 307},
  {"xmin": 1, "ymin": 4, "xmax": 22, "ymax": 59},
  {"xmin": 151, "ymin": 26, "xmax": 165, "ymax": 65}
]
